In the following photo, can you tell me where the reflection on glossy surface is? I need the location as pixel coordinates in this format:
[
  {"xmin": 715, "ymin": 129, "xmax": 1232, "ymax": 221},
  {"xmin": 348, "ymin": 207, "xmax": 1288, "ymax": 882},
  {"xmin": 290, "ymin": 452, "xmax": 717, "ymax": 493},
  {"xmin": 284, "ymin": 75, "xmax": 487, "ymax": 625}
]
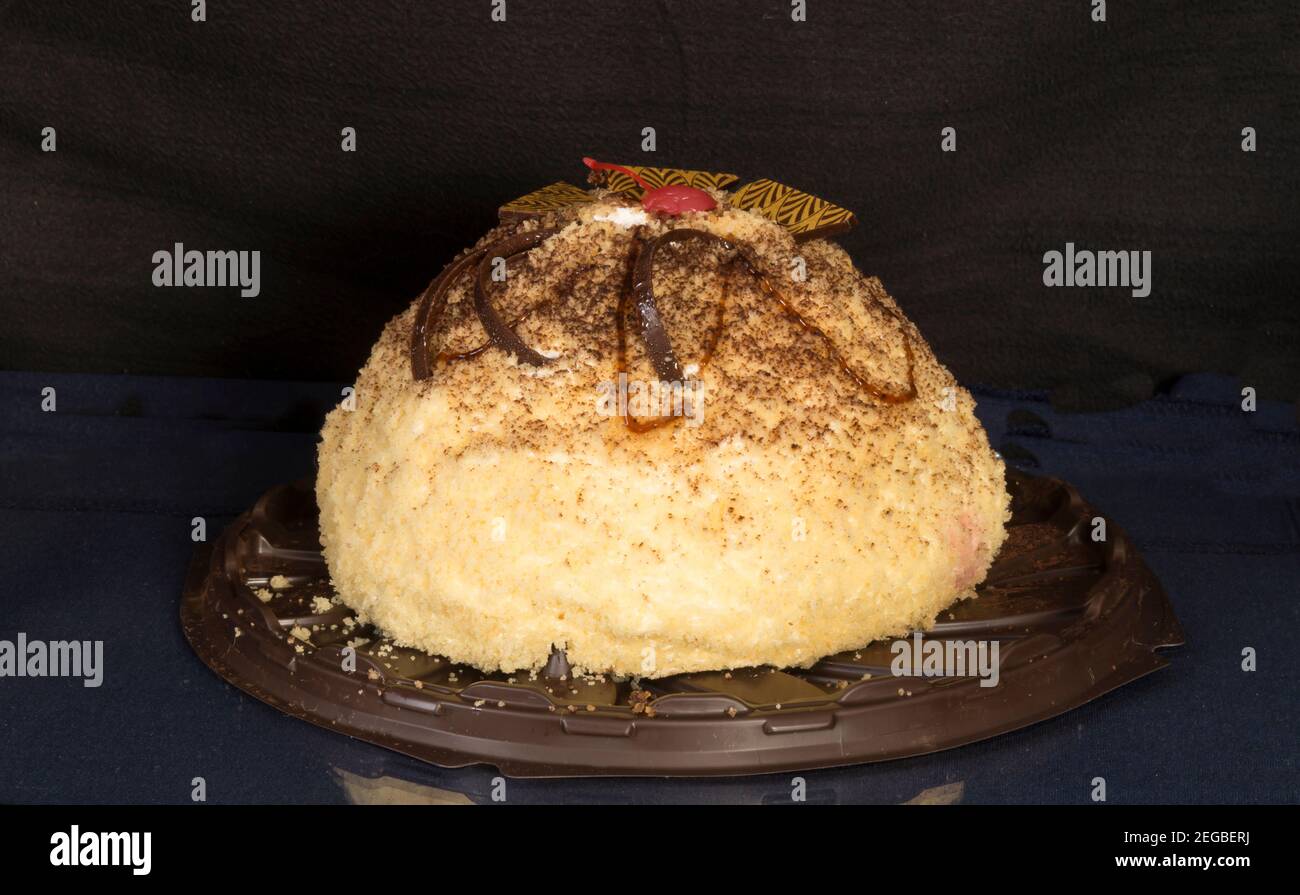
[
  {"xmin": 332, "ymin": 767, "xmax": 473, "ymax": 806},
  {"xmin": 321, "ymin": 742, "xmax": 980, "ymax": 805}
]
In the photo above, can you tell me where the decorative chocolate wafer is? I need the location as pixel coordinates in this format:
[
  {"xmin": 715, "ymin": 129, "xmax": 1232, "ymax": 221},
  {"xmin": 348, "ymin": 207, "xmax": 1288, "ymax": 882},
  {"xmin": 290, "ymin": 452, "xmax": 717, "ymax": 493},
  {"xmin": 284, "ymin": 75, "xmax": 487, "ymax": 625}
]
[
  {"xmin": 498, "ymin": 181, "xmax": 593, "ymax": 222},
  {"xmin": 730, "ymin": 177, "xmax": 858, "ymax": 240},
  {"xmin": 595, "ymin": 165, "xmax": 739, "ymax": 196},
  {"xmin": 181, "ymin": 469, "xmax": 1183, "ymax": 778},
  {"xmin": 497, "ymin": 164, "xmax": 856, "ymax": 243}
]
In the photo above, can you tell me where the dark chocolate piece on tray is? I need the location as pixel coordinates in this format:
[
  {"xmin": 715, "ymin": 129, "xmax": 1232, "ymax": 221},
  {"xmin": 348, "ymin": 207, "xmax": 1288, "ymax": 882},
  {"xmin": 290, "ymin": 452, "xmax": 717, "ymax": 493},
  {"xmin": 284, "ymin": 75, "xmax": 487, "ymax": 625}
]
[{"xmin": 181, "ymin": 468, "xmax": 1183, "ymax": 778}]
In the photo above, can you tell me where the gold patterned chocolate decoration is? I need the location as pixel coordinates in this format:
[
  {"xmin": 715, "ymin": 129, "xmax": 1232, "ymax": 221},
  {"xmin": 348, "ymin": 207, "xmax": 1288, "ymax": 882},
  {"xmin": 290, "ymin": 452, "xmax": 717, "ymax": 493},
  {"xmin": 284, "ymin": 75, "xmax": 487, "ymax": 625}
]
[
  {"xmin": 599, "ymin": 166, "xmax": 739, "ymax": 196},
  {"xmin": 729, "ymin": 178, "xmax": 857, "ymax": 241},
  {"xmin": 500, "ymin": 168, "xmax": 856, "ymax": 243},
  {"xmin": 499, "ymin": 182, "xmax": 593, "ymax": 221}
]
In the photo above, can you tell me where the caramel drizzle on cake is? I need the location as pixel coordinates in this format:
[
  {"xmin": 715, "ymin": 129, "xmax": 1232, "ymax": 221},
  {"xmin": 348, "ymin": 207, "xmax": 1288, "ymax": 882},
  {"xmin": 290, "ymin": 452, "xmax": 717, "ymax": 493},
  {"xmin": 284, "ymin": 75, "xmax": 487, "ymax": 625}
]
[
  {"xmin": 620, "ymin": 230, "xmax": 917, "ymax": 431},
  {"xmin": 410, "ymin": 227, "xmax": 917, "ymax": 430}
]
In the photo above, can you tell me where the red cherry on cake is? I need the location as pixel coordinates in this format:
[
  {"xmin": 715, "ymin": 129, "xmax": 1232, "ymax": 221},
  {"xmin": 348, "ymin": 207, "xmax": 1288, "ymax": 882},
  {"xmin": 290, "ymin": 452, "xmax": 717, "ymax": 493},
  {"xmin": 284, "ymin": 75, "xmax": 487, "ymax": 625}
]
[
  {"xmin": 639, "ymin": 183, "xmax": 717, "ymax": 215},
  {"xmin": 582, "ymin": 157, "xmax": 717, "ymax": 216}
]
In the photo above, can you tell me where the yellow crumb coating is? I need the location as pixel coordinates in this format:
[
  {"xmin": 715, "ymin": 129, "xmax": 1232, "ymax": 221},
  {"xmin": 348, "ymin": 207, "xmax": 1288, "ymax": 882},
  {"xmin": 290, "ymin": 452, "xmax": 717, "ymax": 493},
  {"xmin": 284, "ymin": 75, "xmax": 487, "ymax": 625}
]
[{"xmin": 317, "ymin": 193, "xmax": 1009, "ymax": 677}]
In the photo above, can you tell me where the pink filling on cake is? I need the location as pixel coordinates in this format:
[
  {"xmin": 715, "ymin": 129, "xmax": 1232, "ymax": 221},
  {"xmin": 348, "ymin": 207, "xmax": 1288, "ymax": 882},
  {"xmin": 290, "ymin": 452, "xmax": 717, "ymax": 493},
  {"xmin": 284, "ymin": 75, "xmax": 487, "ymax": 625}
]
[{"xmin": 949, "ymin": 512, "xmax": 990, "ymax": 591}]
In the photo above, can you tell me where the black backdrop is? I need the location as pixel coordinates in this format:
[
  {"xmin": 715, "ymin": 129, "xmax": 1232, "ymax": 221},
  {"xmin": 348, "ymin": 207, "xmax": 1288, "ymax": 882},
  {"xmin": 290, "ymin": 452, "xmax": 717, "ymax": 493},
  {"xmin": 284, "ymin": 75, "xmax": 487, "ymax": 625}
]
[{"xmin": 2, "ymin": 1, "xmax": 1295, "ymax": 410}]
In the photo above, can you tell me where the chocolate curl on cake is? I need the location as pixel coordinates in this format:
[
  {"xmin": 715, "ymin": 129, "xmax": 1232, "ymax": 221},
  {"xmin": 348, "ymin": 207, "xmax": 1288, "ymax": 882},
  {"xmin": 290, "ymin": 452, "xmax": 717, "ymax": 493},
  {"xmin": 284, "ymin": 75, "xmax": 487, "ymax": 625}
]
[
  {"xmin": 410, "ymin": 250, "xmax": 486, "ymax": 381},
  {"xmin": 410, "ymin": 229, "xmax": 558, "ymax": 380},
  {"xmin": 628, "ymin": 229, "xmax": 741, "ymax": 383},
  {"xmin": 472, "ymin": 229, "xmax": 559, "ymax": 367}
]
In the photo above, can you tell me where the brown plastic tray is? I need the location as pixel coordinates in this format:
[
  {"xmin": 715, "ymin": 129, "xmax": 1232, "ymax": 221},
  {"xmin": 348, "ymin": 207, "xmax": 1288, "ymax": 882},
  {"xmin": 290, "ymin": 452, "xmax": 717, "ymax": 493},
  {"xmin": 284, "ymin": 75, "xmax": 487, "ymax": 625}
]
[{"xmin": 181, "ymin": 468, "xmax": 1183, "ymax": 777}]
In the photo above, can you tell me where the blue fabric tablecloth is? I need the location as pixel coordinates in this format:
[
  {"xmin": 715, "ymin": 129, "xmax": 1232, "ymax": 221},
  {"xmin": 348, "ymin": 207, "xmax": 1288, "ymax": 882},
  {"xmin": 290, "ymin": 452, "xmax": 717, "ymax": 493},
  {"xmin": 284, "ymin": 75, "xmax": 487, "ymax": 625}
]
[{"xmin": 1, "ymin": 371, "xmax": 1296, "ymax": 804}]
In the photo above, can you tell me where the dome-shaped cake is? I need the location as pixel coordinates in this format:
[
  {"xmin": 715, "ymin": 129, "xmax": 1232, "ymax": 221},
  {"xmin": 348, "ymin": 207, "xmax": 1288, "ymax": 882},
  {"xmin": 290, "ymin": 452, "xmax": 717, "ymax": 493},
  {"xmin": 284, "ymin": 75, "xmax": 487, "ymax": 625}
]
[{"xmin": 317, "ymin": 167, "xmax": 1009, "ymax": 677}]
